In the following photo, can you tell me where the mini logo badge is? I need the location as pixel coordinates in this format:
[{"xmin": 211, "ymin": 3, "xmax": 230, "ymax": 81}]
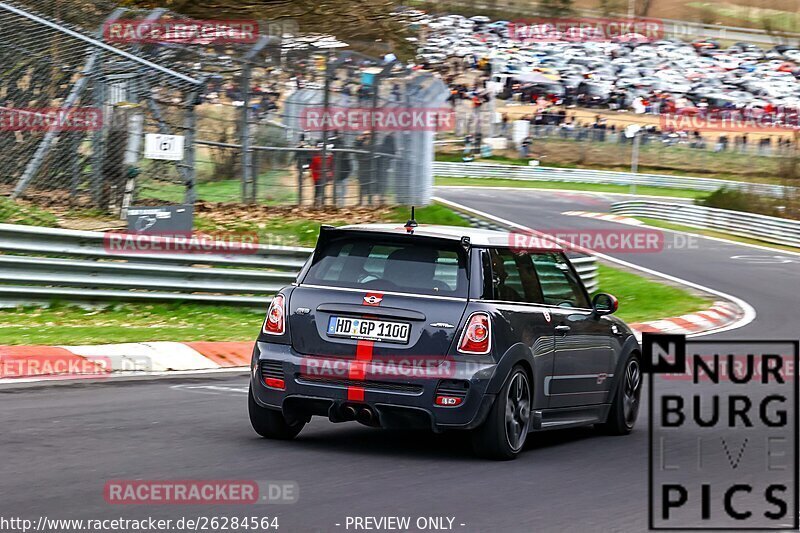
[{"xmin": 363, "ymin": 294, "xmax": 382, "ymax": 306}]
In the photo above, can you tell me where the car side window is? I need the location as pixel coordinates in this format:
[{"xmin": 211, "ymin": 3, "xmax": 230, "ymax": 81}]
[
  {"xmin": 531, "ymin": 252, "xmax": 590, "ymax": 308},
  {"xmin": 489, "ymin": 249, "xmax": 545, "ymax": 304}
]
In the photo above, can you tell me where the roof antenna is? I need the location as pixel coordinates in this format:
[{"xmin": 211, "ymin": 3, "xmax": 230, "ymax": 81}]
[{"xmin": 404, "ymin": 206, "xmax": 418, "ymax": 234}]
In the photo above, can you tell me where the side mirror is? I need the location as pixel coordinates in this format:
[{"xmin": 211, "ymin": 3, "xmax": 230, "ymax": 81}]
[{"xmin": 592, "ymin": 293, "xmax": 618, "ymax": 316}]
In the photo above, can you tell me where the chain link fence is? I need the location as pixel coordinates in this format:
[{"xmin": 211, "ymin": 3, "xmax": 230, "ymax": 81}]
[
  {"xmin": 1, "ymin": 0, "xmax": 450, "ymax": 216},
  {"xmin": 193, "ymin": 46, "xmax": 450, "ymax": 207},
  {"xmin": 0, "ymin": 0, "xmax": 205, "ymax": 212}
]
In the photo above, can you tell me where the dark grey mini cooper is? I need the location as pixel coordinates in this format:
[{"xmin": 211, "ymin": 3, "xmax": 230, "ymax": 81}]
[{"xmin": 249, "ymin": 222, "xmax": 642, "ymax": 459}]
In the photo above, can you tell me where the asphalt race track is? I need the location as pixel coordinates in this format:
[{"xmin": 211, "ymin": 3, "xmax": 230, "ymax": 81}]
[
  {"xmin": 436, "ymin": 186, "xmax": 800, "ymax": 340},
  {"xmin": 2, "ymin": 187, "xmax": 798, "ymax": 532}
]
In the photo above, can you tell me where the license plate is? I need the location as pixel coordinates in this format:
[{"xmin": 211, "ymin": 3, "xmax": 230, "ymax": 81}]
[{"xmin": 327, "ymin": 316, "xmax": 411, "ymax": 344}]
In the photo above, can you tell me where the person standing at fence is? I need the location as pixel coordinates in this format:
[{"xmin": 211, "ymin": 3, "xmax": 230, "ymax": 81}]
[
  {"xmin": 519, "ymin": 136, "xmax": 532, "ymax": 159},
  {"xmin": 355, "ymin": 132, "xmax": 372, "ymax": 205},
  {"xmin": 333, "ymin": 139, "xmax": 352, "ymax": 206},
  {"xmin": 310, "ymin": 143, "xmax": 333, "ymax": 206},
  {"xmin": 295, "ymin": 137, "xmax": 311, "ymax": 204},
  {"xmin": 377, "ymin": 134, "xmax": 396, "ymax": 204}
]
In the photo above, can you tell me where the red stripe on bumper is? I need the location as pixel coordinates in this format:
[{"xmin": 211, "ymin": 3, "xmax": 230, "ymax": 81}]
[
  {"xmin": 347, "ymin": 387, "xmax": 365, "ymax": 401},
  {"xmin": 355, "ymin": 340, "xmax": 374, "ymax": 361},
  {"xmin": 345, "ymin": 294, "xmax": 382, "ymax": 402}
]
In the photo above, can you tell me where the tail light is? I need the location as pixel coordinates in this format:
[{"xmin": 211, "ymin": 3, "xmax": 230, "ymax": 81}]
[
  {"xmin": 263, "ymin": 294, "xmax": 285, "ymax": 335},
  {"xmin": 457, "ymin": 312, "xmax": 491, "ymax": 355},
  {"xmin": 264, "ymin": 377, "xmax": 286, "ymax": 390}
]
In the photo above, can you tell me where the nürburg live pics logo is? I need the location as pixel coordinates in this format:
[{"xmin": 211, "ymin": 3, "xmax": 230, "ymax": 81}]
[{"xmin": 644, "ymin": 333, "xmax": 799, "ymax": 530}]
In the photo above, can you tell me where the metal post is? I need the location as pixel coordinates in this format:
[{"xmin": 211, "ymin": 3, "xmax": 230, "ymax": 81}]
[
  {"xmin": 368, "ymin": 77, "xmax": 379, "ymax": 206},
  {"xmin": 241, "ymin": 63, "xmax": 253, "ymax": 204},
  {"xmin": 297, "ymin": 146, "xmax": 304, "ymax": 206},
  {"xmin": 252, "ymin": 148, "xmax": 260, "ymax": 201},
  {"xmin": 488, "ymin": 60, "xmax": 496, "ymax": 138},
  {"xmin": 321, "ymin": 50, "xmax": 332, "ymax": 206},
  {"xmin": 183, "ymin": 90, "xmax": 198, "ymax": 206},
  {"xmin": 119, "ymin": 108, "xmax": 143, "ymax": 219},
  {"xmin": 90, "ymin": 74, "xmax": 106, "ymax": 208},
  {"xmin": 237, "ymin": 37, "xmax": 275, "ymax": 204},
  {"xmin": 631, "ymin": 132, "xmax": 640, "ymax": 195},
  {"xmin": 398, "ymin": 79, "xmax": 411, "ymax": 204},
  {"xmin": 70, "ymin": 144, "xmax": 80, "ymax": 201}
]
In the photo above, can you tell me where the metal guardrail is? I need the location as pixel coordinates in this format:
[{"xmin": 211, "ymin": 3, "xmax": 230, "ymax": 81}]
[
  {"xmin": 433, "ymin": 162, "xmax": 789, "ymax": 198},
  {"xmin": 0, "ymin": 223, "xmax": 311, "ymax": 307},
  {"xmin": 0, "ymin": 220, "xmax": 600, "ymax": 306},
  {"xmin": 610, "ymin": 201, "xmax": 800, "ymax": 248}
]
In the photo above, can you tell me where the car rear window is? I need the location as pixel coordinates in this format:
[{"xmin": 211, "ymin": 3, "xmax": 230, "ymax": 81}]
[{"xmin": 302, "ymin": 236, "xmax": 469, "ymax": 297}]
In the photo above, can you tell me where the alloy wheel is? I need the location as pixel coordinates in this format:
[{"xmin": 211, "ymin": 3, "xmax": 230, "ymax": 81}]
[
  {"xmin": 505, "ymin": 372, "xmax": 531, "ymax": 451},
  {"xmin": 623, "ymin": 359, "xmax": 642, "ymax": 427}
]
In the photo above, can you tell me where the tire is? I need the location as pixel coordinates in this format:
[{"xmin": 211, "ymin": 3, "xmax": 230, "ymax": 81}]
[
  {"xmin": 248, "ymin": 385, "xmax": 304, "ymax": 440},
  {"xmin": 599, "ymin": 353, "xmax": 642, "ymax": 435},
  {"xmin": 471, "ymin": 365, "xmax": 532, "ymax": 460}
]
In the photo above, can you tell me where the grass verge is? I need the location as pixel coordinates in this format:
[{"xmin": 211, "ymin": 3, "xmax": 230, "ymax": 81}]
[
  {"xmin": 594, "ymin": 263, "xmax": 712, "ymax": 324},
  {"xmin": 436, "ymin": 176, "xmax": 706, "ymax": 199},
  {"xmin": 0, "ymin": 302, "xmax": 265, "ymax": 346},
  {"xmin": 0, "ymin": 197, "xmax": 59, "ymax": 227},
  {"xmin": 137, "ymin": 170, "xmax": 296, "ymax": 205}
]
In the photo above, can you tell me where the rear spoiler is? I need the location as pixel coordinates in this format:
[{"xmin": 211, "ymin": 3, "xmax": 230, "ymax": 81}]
[{"xmin": 296, "ymin": 225, "xmax": 473, "ymax": 283}]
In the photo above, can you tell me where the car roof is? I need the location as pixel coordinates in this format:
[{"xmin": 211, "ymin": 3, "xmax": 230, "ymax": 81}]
[{"xmin": 337, "ymin": 223, "xmax": 563, "ymax": 251}]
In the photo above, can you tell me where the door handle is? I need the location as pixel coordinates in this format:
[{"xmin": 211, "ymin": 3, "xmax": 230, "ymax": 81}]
[{"xmin": 555, "ymin": 325, "xmax": 571, "ymax": 335}]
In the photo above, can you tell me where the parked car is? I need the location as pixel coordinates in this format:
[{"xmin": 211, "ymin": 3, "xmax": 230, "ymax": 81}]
[
  {"xmin": 407, "ymin": 13, "xmax": 800, "ymax": 113},
  {"xmin": 249, "ymin": 222, "xmax": 642, "ymax": 459}
]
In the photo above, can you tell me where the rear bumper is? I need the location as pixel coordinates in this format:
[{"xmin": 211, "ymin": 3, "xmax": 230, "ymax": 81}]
[{"xmin": 250, "ymin": 341, "xmax": 498, "ymax": 432}]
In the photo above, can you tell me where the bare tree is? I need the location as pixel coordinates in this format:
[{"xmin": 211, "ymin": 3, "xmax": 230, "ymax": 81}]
[
  {"xmin": 124, "ymin": 0, "xmax": 414, "ymax": 58},
  {"xmin": 538, "ymin": 0, "xmax": 574, "ymax": 18}
]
